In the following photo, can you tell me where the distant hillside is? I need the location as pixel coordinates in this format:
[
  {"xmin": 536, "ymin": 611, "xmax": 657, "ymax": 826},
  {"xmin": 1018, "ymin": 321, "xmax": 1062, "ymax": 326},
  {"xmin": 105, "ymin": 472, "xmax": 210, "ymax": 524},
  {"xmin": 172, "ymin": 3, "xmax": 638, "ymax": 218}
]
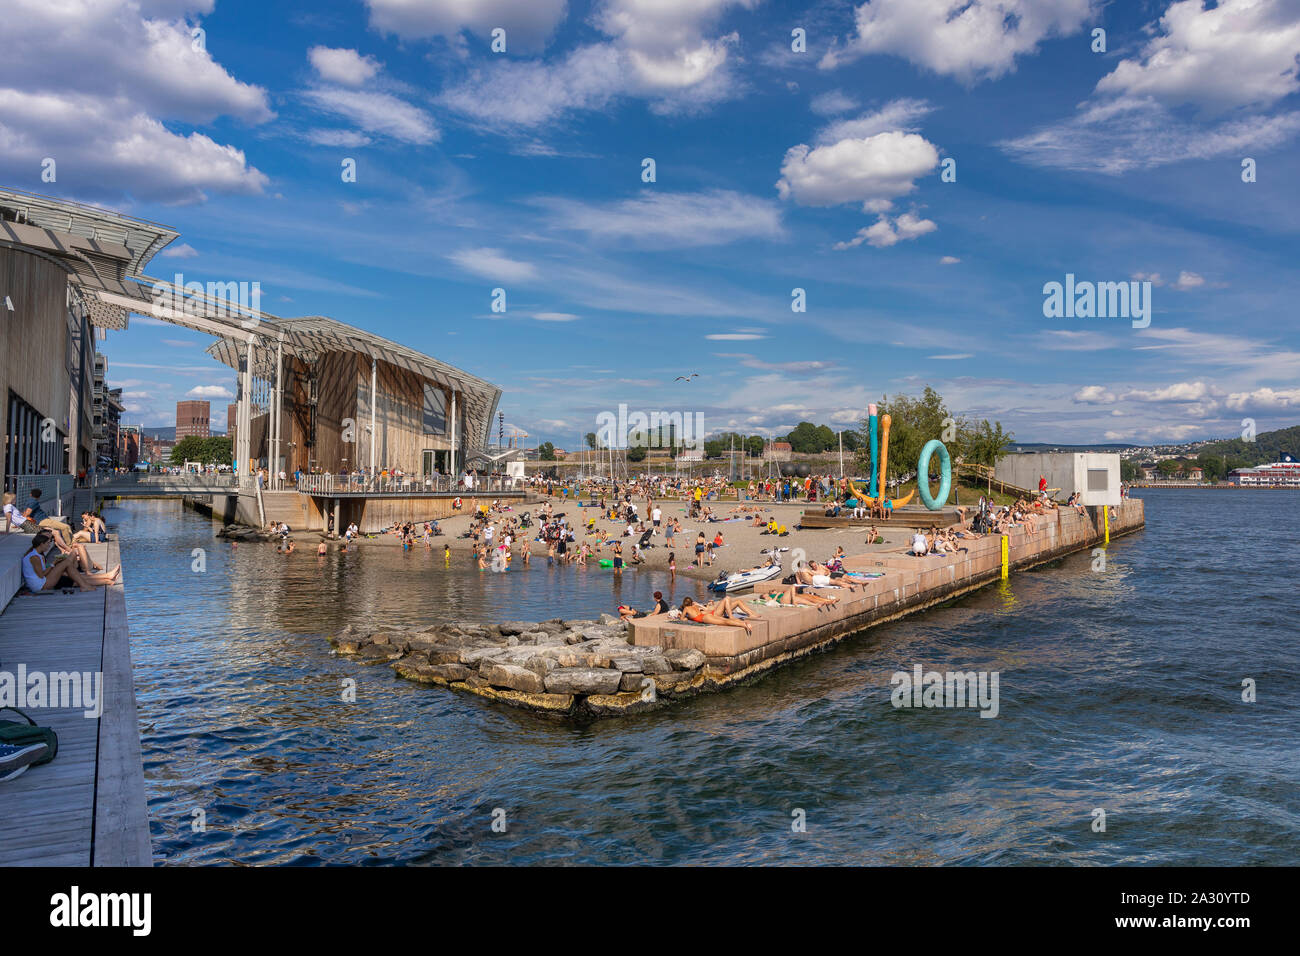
[
  {"xmin": 1198, "ymin": 424, "xmax": 1300, "ymax": 466},
  {"xmin": 143, "ymin": 426, "xmax": 174, "ymax": 440}
]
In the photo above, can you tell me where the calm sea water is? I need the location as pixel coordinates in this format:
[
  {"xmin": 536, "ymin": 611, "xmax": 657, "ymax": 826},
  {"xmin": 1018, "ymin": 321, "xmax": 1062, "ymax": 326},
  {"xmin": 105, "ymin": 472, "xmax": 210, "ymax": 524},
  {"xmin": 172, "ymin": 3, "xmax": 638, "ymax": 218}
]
[{"xmin": 112, "ymin": 490, "xmax": 1299, "ymax": 865}]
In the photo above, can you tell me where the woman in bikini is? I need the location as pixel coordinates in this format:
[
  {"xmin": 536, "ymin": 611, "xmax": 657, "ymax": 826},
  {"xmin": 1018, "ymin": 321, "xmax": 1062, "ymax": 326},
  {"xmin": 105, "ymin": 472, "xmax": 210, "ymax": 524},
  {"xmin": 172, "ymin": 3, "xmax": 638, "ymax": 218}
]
[
  {"xmin": 680, "ymin": 597, "xmax": 753, "ymax": 634},
  {"xmin": 760, "ymin": 583, "xmax": 838, "ymax": 608}
]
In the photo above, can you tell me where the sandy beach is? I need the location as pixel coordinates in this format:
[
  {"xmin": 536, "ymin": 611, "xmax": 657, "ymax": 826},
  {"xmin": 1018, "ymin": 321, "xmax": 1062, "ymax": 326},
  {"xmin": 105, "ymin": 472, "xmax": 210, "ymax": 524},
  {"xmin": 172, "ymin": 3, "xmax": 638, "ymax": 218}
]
[{"xmin": 355, "ymin": 496, "xmax": 968, "ymax": 584}]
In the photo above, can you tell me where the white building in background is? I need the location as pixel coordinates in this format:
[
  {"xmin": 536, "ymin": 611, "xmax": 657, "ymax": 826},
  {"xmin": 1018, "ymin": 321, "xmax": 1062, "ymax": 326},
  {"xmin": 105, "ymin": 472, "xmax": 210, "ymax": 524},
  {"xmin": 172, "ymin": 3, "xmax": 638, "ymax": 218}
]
[{"xmin": 1228, "ymin": 455, "xmax": 1300, "ymax": 487}]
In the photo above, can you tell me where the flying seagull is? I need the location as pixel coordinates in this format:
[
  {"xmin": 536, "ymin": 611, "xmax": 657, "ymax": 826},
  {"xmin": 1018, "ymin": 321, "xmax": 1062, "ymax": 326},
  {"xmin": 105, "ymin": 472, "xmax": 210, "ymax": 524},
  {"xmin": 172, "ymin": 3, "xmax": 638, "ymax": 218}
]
[{"xmin": 674, "ymin": 373, "xmax": 699, "ymax": 381}]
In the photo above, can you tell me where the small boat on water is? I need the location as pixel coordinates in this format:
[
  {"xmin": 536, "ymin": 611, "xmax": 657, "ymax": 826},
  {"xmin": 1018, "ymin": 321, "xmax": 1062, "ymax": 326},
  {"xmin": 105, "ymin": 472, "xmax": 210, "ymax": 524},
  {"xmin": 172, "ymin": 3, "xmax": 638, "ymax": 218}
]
[{"xmin": 708, "ymin": 550, "xmax": 785, "ymax": 592}]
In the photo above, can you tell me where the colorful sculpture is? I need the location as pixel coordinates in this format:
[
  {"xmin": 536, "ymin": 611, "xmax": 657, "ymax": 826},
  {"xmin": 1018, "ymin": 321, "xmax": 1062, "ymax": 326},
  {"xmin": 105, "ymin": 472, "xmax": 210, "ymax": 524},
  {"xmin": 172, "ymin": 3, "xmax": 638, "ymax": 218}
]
[
  {"xmin": 917, "ymin": 439, "xmax": 952, "ymax": 510},
  {"xmin": 868, "ymin": 404, "xmax": 879, "ymax": 499},
  {"xmin": 848, "ymin": 409, "xmax": 916, "ymax": 509}
]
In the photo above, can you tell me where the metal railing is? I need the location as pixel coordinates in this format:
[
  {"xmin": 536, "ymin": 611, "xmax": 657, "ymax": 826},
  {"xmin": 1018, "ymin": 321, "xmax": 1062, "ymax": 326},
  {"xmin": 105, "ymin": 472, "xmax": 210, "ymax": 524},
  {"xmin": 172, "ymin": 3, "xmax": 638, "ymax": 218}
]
[
  {"xmin": 296, "ymin": 473, "xmax": 526, "ymax": 495},
  {"xmin": 3, "ymin": 474, "xmax": 78, "ymax": 516},
  {"xmin": 92, "ymin": 471, "xmax": 239, "ymax": 491}
]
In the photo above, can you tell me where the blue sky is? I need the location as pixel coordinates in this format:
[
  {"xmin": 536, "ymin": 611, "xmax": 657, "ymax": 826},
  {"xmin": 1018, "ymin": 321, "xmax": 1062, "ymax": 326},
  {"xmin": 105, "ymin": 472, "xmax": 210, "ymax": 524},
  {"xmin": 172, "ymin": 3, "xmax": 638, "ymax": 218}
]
[{"xmin": 4, "ymin": 0, "xmax": 1299, "ymax": 446}]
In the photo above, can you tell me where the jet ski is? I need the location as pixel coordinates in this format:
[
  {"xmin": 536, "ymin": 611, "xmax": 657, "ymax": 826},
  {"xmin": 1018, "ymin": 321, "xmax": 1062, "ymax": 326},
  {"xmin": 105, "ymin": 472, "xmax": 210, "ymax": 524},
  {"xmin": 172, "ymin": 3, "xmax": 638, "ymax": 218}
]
[{"xmin": 708, "ymin": 549, "xmax": 786, "ymax": 593}]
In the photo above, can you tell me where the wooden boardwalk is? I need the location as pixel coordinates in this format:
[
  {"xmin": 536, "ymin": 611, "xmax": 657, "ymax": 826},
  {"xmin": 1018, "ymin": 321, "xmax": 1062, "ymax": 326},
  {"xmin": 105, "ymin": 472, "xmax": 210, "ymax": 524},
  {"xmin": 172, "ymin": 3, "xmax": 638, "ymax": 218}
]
[{"xmin": 0, "ymin": 537, "xmax": 151, "ymax": 866}]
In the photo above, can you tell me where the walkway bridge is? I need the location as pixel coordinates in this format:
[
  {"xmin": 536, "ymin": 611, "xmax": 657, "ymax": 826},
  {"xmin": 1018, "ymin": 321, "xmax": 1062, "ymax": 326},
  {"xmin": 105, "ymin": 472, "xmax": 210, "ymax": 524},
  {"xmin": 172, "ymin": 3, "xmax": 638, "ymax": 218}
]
[{"xmin": 93, "ymin": 474, "xmax": 239, "ymax": 496}]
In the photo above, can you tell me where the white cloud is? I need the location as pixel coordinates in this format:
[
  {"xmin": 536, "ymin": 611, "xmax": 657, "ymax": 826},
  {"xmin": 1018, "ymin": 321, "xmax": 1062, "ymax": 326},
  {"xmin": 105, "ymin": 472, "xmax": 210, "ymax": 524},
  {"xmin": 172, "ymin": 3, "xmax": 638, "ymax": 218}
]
[
  {"xmin": 161, "ymin": 243, "xmax": 200, "ymax": 259},
  {"xmin": 820, "ymin": 0, "xmax": 1093, "ymax": 82},
  {"xmin": 1003, "ymin": 0, "xmax": 1300, "ymax": 173},
  {"xmin": 810, "ymin": 90, "xmax": 857, "ymax": 116},
  {"xmin": 535, "ymin": 189, "xmax": 783, "ymax": 247},
  {"xmin": 1121, "ymin": 381, "xmax": 1216, "ymax": 403},
  {"xmin": 1073, "ymin": 385, "xmax": 1117, "ymax": 404},
  {"xmin": 706, "ymin": 333, "xmax": 765, "ymax": 340},
  {"xmin": 1003, "ymin": 97, "xmax": 1300, "ymax": 174},
  {"xmin": 1096, "ymin": 0, "xmax": 1300, "ymax": 113},
  {"xmin": 531, "ymin": 312, "xmax": 579, "ymax": 321},
  {"xmin": 0, "ymin": 91, "xmax": 268, "ymax": 204},
  {"xmin": 1132, "ymin": 271, "xmax": 1165, "ymax": 286},
  {"xmin": 596, "ymin": 0, "xmax": 756, "ymax": 96},
  {"xmin": 438, "ymin": 44, "xmax": 622, "ymax": 126},
  {"xmin": 834, "ymin": 211, "xmax": 937, "ymax": 248},
  {"xmin": 437, "ymin": 0, "xmax": 757, "ymax": 126},
  {"xmin": 187, "ymin": 384, "xmax": 234, "ymax": 399},
  {"xmin": 308, "ymin": 47, "xmax": 381, "ymax": 86},
  {"xmin": 927, "ymin": 353, "xmax": 973, "ymax": 360},
  {"xmin": 0, "ymin": 0, "xmax": 272, "ymax": 201},
  {"xmin": 1104, "ymin": 423, "xmax": 1205, "ymax": 442},
  {"xmin": 448, "ymin": 247, "xmax": 537, "ymax": 282},
  {"xmin": 815, "ymin": 98, "xmax": 933, "ymax": 144},
  {"xmin": 777, "ymin": 131, "xmax": 940, "ymax": 207},
  {"xmin": 714, "ymin": 352, "xmax": 834, "ymax": 371},
  {"xmin": 939, "ymin": 255, "xmax": 961, "ymax": 264},
  {"xmin": 366, "ymin": 0, "xmax": 570, "ymax": 53},
  {"xmin": 1132, "ymin": 327, "xmax": 1300, "ymax": 381},
  {"xmin": 302, "ymin": 87, "xmax": 439, "ymax": 144},
  {"xmin": 1225, "ymin": 387, "xmax": 1300, "ymax": 412},
  {"xmin": 304, "ymin": 128, "xmax": 373, "ymax": 148},
  {"xmin": 1170, "ymin": 270, "xmax": 1205, "ymax": 290}
]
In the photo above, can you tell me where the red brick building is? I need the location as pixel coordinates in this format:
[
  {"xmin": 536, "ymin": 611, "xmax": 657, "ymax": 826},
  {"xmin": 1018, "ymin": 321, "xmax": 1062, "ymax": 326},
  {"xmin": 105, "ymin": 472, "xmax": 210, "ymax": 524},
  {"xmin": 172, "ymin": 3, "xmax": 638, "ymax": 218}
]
[{"xmin": 176, "ymin": 400, "xmax": 211, "ymax": 439}]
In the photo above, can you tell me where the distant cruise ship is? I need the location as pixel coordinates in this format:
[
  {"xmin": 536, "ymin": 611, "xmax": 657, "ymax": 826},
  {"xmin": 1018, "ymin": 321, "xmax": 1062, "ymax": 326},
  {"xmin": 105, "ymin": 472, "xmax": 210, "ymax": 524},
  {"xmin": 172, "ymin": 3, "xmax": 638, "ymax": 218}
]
[{"xmin": 1229, "ymin": 453, "xmax": 1300, "ymax": 487}]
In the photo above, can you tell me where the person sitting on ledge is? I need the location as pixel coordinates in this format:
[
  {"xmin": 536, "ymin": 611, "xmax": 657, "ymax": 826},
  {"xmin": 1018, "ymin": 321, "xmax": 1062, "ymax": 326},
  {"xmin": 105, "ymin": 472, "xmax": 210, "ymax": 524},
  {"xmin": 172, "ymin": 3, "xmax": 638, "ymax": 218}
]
[
  {"xmin": 22, "ymin": 531, "xmax": 120, "ymax": 593},
  {"xmin": 618, "ymin": 591, "xmax": 670, "ymax": 620},
  {"xmin": 911, "ymin": 529, "xmax": 930, "ymax": 556}
]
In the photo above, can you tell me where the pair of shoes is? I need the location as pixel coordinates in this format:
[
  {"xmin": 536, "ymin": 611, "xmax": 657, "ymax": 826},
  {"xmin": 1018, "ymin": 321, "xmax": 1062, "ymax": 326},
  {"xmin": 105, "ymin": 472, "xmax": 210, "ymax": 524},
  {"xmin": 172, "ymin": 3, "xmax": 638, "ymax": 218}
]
[{"xmin": 0, "ymin": 742, "xmax": 50, "ymax": 781}]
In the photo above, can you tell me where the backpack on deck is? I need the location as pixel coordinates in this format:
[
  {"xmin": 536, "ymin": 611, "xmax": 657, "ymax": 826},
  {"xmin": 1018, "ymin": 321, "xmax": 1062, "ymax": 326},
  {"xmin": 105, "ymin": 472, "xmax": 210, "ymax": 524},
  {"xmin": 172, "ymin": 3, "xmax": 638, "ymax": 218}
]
[{"xmin": 0, "ymin": 708, "xmax": 59, "ymax": 765}]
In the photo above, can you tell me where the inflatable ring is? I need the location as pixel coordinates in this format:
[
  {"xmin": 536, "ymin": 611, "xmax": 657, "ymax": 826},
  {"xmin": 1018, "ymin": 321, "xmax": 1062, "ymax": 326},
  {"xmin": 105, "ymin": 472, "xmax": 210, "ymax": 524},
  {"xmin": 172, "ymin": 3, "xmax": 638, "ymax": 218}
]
[
  {"xmin": 598, "ymin": 558, "xmax": 614, "ymax": 568},
  {"xmin": 918, "ymin": 439, "xmax": 951, "ymax": 511}
]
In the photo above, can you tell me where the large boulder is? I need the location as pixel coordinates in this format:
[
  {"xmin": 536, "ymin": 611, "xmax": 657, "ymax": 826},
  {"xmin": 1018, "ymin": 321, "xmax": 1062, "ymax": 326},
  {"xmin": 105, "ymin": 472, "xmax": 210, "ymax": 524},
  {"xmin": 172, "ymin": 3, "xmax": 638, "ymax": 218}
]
[
  {"xmin": 481, "ymin": 663, "xmax": 547, "ymax": 695},
  {"xmin": 641, "ymin": 655, "xmax": 672, "ymax": 675},
  {"xmin": 544, "ymin": 667, "xmax": 622, "ymax": 696},
  {"xmin": 523, "ymin": 656, "xmax": 556, "ymax": 677},
  {"xmin": 498, "ymin": 621, "xmax": 533, "ymax": 636},
  {"xmin": 428, "ymin": 663, "xmax": 473, "ymax": 682},
  {"xmin": 652, "ymin": 669, "xmax": 700, "ymax": 694},
  {"xmin": 665, "ymin": 648, "xmax": 706, "ymax": 670},
  {"xmin": 620, "ymin": 672, "xmax": 657, "ymax": 693},
  {"xmin": 359, "ymin": 643, "xmax": 403, "ymax": 661},
  {"xmin": 459, "ymin": 646, "xmax": 508, "ymax": 667},
  {"xmin": 529, "ymin": 630, "xmax": 568, "ymax": 646},
  {"xmin": 422, "ymin": 644, "xmax": 464, "ymax": 665}
]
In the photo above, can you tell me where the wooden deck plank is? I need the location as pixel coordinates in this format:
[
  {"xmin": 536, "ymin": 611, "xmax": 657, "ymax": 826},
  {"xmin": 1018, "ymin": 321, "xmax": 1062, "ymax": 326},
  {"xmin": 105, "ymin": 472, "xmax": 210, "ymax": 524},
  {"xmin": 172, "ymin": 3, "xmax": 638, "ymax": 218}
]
[
  {"xmin": 0, "ymin": 537, "xmax": 151, "ymax": 866},
  {"xmin": 93, "ymin": 538, "xmax": 152, "ymax": 866}
]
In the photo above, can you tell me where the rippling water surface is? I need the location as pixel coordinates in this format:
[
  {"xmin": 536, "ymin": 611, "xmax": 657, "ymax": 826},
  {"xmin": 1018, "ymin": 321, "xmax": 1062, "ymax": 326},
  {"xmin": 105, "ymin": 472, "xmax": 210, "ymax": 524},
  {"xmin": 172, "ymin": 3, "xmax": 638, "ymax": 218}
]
[{"xmin": 114, "ymin": 490, "xmax": 1299, "ymax": 865}]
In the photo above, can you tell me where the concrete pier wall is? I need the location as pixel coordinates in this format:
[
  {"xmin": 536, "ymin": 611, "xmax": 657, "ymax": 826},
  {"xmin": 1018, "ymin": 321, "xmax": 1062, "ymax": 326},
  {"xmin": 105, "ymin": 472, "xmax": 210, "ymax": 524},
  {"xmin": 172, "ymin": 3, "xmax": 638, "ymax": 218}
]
[{"xmin": 630, "ymin": 499, "xmax": 1144, "ymax": 679}]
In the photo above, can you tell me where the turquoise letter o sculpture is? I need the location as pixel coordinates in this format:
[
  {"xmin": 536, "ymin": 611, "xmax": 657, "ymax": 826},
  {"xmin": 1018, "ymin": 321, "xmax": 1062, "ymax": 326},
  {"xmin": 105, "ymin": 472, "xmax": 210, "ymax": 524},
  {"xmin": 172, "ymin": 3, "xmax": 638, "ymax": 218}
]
[{"xmin": 918, "ymin": 440, "xmax": 951, "ymax": 511}]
